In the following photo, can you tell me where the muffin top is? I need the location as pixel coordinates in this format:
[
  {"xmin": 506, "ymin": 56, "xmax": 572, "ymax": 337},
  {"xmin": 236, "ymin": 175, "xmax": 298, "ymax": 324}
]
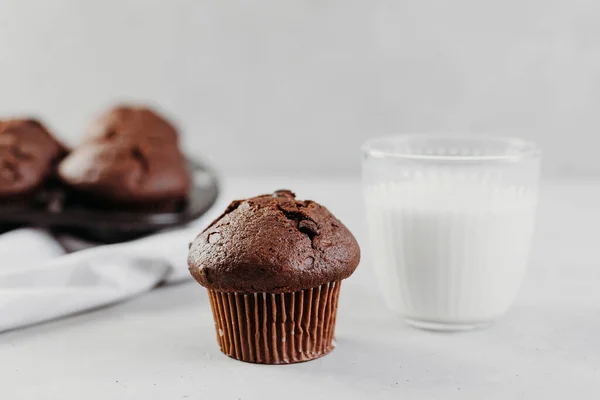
[
  {"xmin": 84, "ymin": 105, "xmax": 179, "ymax": 146},
  {"xmin": 0, "ymin": 119, "xmax": 64, "ymax": 197},
  {"xmin": 188, "ymin": 190, "xmax": 360, "ymax": 293},
  {"xmin": 57, "ymin": 141, "xmax": 190, "ymax": 205}
]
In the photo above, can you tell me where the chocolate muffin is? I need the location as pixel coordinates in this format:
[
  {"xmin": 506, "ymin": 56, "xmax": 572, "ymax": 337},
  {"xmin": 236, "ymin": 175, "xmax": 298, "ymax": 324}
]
[
  {"xmin": 188, "ymin": 190, "xmax": 360, "ymax": 364},
  {"xmin": 0, "ymin": 119, "xmax": 65, "ymax": 200},
  {"xmin": 58, "ymin": 105, "xmax": 190, "ymax": 210},
  {"xmin": 84, "ymin": 105, "xmax": 179, "ymax": 146}
]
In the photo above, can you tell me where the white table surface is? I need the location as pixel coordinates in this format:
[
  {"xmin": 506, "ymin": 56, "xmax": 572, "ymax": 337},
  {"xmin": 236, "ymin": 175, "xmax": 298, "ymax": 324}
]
[{"xmin": 1, "ymin": 176, "xmax": 599, "ymax": 399}]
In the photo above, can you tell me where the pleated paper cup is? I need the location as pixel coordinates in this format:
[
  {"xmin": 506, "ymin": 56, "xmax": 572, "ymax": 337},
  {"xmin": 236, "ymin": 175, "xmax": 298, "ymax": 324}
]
[{"xmin": 207, "ymin": 281, "xmax": 342, "ymax": 364}]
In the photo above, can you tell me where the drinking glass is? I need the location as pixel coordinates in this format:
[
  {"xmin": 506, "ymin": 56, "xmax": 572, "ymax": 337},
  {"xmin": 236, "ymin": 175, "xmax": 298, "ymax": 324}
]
[{"xmin": 362, "ymin": 134, "xmax": 541, "ymax": 331}]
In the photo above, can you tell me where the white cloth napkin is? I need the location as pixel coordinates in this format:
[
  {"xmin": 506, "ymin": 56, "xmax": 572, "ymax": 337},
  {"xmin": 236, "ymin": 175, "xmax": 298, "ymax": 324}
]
[{"xmin": 0, "ymin": 226, "xmax": 200, "ymax": 333}]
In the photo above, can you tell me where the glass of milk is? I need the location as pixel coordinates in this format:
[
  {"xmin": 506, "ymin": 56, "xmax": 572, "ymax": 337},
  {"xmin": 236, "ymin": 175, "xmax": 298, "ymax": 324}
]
[{"xmin": 362, "ymin": 134, "xmax": 541, "ymax": 331}]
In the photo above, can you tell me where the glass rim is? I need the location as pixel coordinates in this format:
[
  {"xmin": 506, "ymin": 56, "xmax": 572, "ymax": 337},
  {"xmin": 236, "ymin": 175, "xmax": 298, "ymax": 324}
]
[{"xmin": 362, "ymin": 133, "xmax": 541, "ymax": 162}]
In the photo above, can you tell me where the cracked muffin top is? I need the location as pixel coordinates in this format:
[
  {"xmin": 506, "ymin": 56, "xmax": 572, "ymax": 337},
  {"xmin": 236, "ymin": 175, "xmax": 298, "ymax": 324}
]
[{"xmin": 188, "ymin": 190, "xmax": 361, "ymax": 293}]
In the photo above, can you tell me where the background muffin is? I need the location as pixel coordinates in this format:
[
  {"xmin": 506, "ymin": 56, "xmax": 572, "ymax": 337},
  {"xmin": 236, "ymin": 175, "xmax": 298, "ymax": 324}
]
[
  {"xmin": 188, "ymin": 190, "xmax": 360, "ymax": 364},
  {"xmin": 0, "ymin": 119, "xmax": 65, "ymax": 201},
  {"xmin": 84, "ymin": 105, "xmax": 179, "ymax": 146},
  {"xmin": 58, "ymin": 105, "xmax": 191, "ymax": 210}
]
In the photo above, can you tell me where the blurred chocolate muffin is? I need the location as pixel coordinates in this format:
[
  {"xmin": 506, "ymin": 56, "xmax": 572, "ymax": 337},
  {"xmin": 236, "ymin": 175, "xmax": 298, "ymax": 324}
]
[
  {"xmin": 58, "ymin": 105, "xmax": 191, "ymax": 211},
  {"xmin": 0, "ymin": 119, "xmax": 65, "ymax": 200},
  {"xmin": 85, "ymin": 105, "xmax": 179, "ymax": 146}
]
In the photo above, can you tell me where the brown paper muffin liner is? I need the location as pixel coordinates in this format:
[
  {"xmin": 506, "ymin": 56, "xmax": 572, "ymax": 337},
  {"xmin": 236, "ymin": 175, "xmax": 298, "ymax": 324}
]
[{"xmin": 207, "ymin": 281, "xmax": 342, "ymax": 364}]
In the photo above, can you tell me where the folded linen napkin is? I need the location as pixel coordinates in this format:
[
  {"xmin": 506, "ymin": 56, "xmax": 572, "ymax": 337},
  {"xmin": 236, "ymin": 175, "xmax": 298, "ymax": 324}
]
[{"xmin": 0, "ymin": 225, "xmax": 202, "ymax": 333}]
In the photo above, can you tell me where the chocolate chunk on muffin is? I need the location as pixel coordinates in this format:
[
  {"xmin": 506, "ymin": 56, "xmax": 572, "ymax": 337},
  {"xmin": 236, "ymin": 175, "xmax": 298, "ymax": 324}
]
[
  {"xmin": 0, "ymin": 119, "xmax": 65, "ymax": 200},
  {"xmin": 188, "ymin": 190, "xmax": 360, "ymax": 364},
  {"xmin": 58, "ymin": 105, "xmax": 190, "ymax": 210}
]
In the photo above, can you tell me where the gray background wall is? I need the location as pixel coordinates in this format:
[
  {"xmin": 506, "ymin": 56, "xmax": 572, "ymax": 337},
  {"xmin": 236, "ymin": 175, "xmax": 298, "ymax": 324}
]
[{"xmin": 0, "ymin": 0, "xmax": 597, "ymax": 176}]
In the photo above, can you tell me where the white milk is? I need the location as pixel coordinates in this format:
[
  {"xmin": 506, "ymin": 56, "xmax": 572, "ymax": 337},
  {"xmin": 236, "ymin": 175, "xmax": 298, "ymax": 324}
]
[{"xmin": 365, "ymin": 181, "xmax": 537, "ymax": 328}]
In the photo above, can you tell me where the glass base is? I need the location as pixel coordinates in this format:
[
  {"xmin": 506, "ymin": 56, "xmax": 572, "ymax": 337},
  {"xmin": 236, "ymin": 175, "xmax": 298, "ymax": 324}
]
[{"xmin": 404, "ymin": 317, "xmax": 493, "ymax": 332}]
